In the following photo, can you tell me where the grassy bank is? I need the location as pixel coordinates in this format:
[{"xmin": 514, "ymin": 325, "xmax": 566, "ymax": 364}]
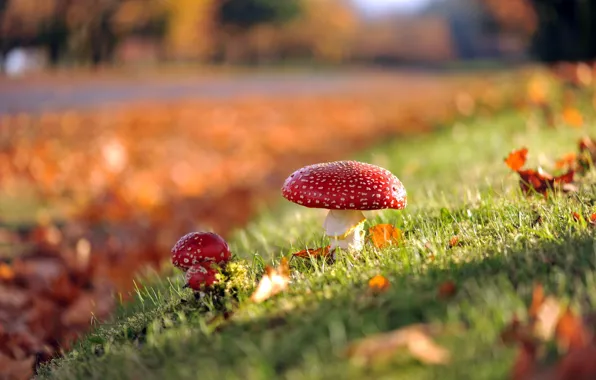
[{"xmin": 39, "ymin": 82, "xmax": 596, "ymax": 379}]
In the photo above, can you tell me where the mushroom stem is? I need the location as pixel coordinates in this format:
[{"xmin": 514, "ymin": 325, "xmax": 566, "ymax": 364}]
[{"xmin": 323, "ymin": 209, "xmax": 367, "ymax": 253}]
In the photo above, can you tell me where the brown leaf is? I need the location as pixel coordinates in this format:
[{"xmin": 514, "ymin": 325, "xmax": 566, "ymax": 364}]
[
  {"xmin": 292, "ymin": 246, "xmax": 331, "ymax": 259},
  {"xmin": 345, "ymin": 324, "xmax": 450, "ymax": 366},
  {"xmin": 555, "ymin": 343, "xmax": 596, "ymax": 380},
  {"xmin": 555, "ymin": 307, "xmax": 591, "ymax": 351},
  {"xmin": 250, "ymin": 258, "xmax": 290, "ymax": 303},
  {"xmin": 61, "ymin": 282, "xmax": 114, "ymax": 327},
  {"xmin": 368, "ymin": 275, "xmax": 390, "ymax": 295},
  {"xmin": 518, "ymin": 168, "xmax": 575, "ymax": 197},
  {"xmin": 0, "ymin": 353, "xmax": 34, "ymax": 380},
  {"xmin": 555, "ymin": 153, "xmax": 577, "ymax": 170},
  {"xmin": 501, "ymin": 315, "xmax": 534, "ymax": 346},
  {"xmin": 437, "ymin": 281, "xmax": 457, "ymax": 299},
  {"xmin": 505, "ymin": 147, "xmax": 528, "ymax": 171},
  {"xmin": 511, "ymin": 340, "xmax": 540, "ymax": 380},
  {"xmin": 562, "ymin": 107, "xmax": 584, "ymax": 128},
  {"xmin": 368, "ymin": 224, "xmax": 401, "ymax": 249}
]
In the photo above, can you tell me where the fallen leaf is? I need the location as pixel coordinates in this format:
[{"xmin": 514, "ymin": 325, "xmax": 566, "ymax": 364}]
[
  {"xmin": 528, "ymin": 283, "xmax": 546, "ymax": 319},
  {"xmin": 0, "ymin": 263, "xmax": 14, "ymax": 282},
  {"xmin": 562, "ymin": 107, "xmax": 584, "ymax": 127},
  {"xmin": 250, "ymin": 258, "xmax": 290, "ymax": 303},
  {"xmin": 345, "ymin": 324, "xmax": 450, "ymax": 366},
  {"xmin": 368, "ymin": 275, "xmax": 390, "ymax": 294},
  {"xmin": 505, "ymin": 147, "xmax": 528, "ymax": 171},
  {"xmin": 292, "ymin": 246, "xmax": 331, "ymax": 259},
  {"xmin": 0, "ymin": 353, "xmax": 34, "ymax": 380},
  {"xmin": 368, "ymin": 224, "xmax": 401, "ymax": 249},
  {"xmin": 437, "ymin": 281, "xmax": 457, "ymax": 299},
  {"xmin": 533, "ymin": 296, "xmax": 562, "ymax": 342},
  {"xmin": 555, "ymin": 152, "xmax": 577, "ymax": 170},
  {"xmin": 555, "ymin": 343, "xmax": 596, "ymax": 380},
  {"xmin": 572, "ymin": 212, "xmax": 582, "ymax": 222},
  {"xmin": 448, "ymin": 236, "xmax": 459, "ymax": 248},
  {"xmin": 589, "ymin": 213, "xmax": 596, "ymax": 225},
  {"xmin": 501, "ymin": 315, "xmax": 533, "ymax": 345},
  {"xmin": 518, "ymin": 168, "xmax": 575, "ymax": 197},
  {"xmin": 555, "ymin": 306, "xmax": 591, "ymax": 351},
  {"xmin": 511, "ymin": 340, "xmax": 539, "ymax": 380}
]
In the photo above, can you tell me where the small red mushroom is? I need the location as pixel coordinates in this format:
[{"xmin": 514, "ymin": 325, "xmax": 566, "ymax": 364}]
[
  {"xmin": 185, "ymin": 263, "xmax": 219, "ymax": 291},
  {"xmin": 171, "ymin": 231, "xmax": 231, "ymax": 273},
  {"xmin": 281, "ymin": 160, "xmax": 407, "ymax": 253}
]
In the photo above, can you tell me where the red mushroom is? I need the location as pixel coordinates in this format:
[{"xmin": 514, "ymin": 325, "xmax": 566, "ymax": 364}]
[
  {"xmin": 281, "ymin": 160, "xmax": 407, "ymax": 253},
  {"xmin": 185, "ymin": 263, "xmax": 219, "ymax": 291},
  {"xmin": 171, "ymin": 231, "xmax": 231, "ymax": 272}
]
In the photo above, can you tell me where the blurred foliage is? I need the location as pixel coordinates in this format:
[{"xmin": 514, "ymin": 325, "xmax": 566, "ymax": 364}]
[
  {"xmin": 217, "ymin": 0, "xmax": 301, "ymax": 29},
  {"xmin": 1, "ymin": 0, "xmax": 595, "ymax": 66},
  {"xmin": 529, "ymin": 0, "xmax": 596, "ymax": 62}
]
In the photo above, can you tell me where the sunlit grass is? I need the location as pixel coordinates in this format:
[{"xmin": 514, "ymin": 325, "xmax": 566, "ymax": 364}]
[{"xmin": 38, "ymin": 91, "xmax": 596, "ymax": 380}]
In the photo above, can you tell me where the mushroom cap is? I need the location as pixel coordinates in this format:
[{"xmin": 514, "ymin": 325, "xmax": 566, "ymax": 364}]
[
  {"xmin": 171, "ymin": 231, "xmax": 231, "ymax": 271},
  {"xmin": 185, "ymin": 264, "xmax": 219, "ymax": 290},
  {"xmin": 281, "ymin": 160, "xmax": 407, "ymax": 211}
]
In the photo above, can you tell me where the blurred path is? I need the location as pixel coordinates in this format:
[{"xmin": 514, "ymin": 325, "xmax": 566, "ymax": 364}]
[{"xmin": 0, "ymin": 70, "xmax": 467, "ymax": 115}]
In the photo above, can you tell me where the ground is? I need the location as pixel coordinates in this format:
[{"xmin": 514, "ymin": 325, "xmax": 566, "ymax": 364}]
[{"xmin": 35, "ymin": 68, "xmax": 596, "ymax": 379}]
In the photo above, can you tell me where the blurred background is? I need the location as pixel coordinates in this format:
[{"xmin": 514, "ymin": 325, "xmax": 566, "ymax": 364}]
[
  {"xmin": 1, "ymin": 0, "xmax": 596, "ymax": 375},
  {"xmin": 0, "ymin": 0, "xmax": 587, "ymax": 73}
]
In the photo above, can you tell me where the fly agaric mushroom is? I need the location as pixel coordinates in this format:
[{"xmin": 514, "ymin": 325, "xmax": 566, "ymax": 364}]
[
  {"xmin": 281, "ymin": 160, "xmax": 407, "ymax": 253},
  {"xmin": 171, "ymin": 231, "xmax": 231, "ymax": 272},
  {"xmin": 185, "ymin": 263, "xmax": 219, "ymax": 291}
]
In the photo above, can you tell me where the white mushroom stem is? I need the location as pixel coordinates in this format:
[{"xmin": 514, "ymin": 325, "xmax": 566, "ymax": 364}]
[{"xmin": 323, "ymin": 209, "xmax": 367, "ymax": 253}]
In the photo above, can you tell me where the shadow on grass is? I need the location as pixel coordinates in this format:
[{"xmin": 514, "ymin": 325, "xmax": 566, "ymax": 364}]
[
  {"xmin": 41, "ymin": 228, "xmax": 596, "ymax": 379},
  {"xmin": 203, "ymin": 230, "xmax": 596, "ymax": 376}
]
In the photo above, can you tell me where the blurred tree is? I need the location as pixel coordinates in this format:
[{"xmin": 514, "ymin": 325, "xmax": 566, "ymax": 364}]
[
  {"xmin": 480, "ymin": 0, "xmax": 537, "ymax": 39},
  {"xmin": 529, "ymin": 0, "xmax": 596, "ymax": 62},
  {"xmin": 213, "ymin": 0, "xmax": 302, "ymax": 64},
  {"xmin": 165, "ymin": 0, "xmax": 215, "ymax": 60},
  {"xmin": 289, "ymin": 0, "xmax": 359, "ymax": 63},
  {"xmin": 217, "ymin": 0, "xmax": 300, "ymax": 29}
]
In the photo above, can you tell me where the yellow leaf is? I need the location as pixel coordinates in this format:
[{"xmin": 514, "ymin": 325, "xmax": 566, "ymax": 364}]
[
  {"xmin": 368, "ymin": 224, "xmax": 401, "ymax": 248},
  {"xmin": 368, "ymin": 275, "xmax": 390, "ymax": 294},
  {"xmin": 250, "ymin": 258, "xmax": 290, "ymax": 303},
  {"xmin": 345, "ymin": 324, "xmax": 451, "ymax": 366}
]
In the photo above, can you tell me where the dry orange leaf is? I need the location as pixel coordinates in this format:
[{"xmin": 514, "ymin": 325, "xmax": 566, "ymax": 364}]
[
  {"xmin": 368, "ymin": 275, "xmax": 390, "ymax": 294},
  {"xmin": 437, "ymin": 281, "xmax": 457, "ymax": 299},
  {"xmin": 589, "ymin": 213, "xmax": 596, "ymax": 225},
  {"xmin": 250, "ymin": 258, "xmax": 290, "ymax": 303},
  {"xmin": 572, "ymin": 212, "xmax": 582, "ymax": 222},
  {"xmin": 369, "ymin": 224, "xmax": 401, "ymax": 249},
  {"xmin": 448, "ymin": 236, "xmax": 459, "ymax": 248},
  {"xmin": 562, "ymin": 107, "xmax": 584, "ymax": 127},
  {"xmin": 0, "ymin": 263, "xmax": 15, "ymax": 282},
  {"xmin": 345, "ymin": 324, "xmax": 450, "ymax": 366},
  {"xmin": 555, "ymin": 152, "xmax": 577, "ymax": 170},
  {"xmin": 292, "ymin": 246, "xmax": 331, "ymax": 259},
  {"xmin": 555, "ymin": 306, "xmax": 590, "ymax": 351},
  {"xmin": 505, "ymin": 147, "xmax": 528, "ymax": 171}
]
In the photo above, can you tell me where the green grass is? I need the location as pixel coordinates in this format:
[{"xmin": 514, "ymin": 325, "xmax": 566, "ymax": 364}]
[{"xmin": 38, "ymin": 90, "xmax": 596, "ymax": 379}]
